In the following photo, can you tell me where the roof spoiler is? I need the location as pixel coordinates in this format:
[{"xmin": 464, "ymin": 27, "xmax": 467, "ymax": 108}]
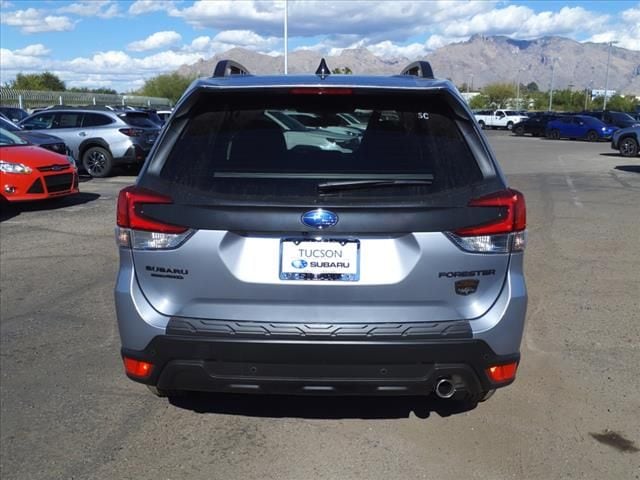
[
  {"xmin": 400, "ymin": 61, "xmax": 434, "ymax": 79},
  {"xmin": 213, "ymin": 60, "xmax": 251, "ymax": 77}
]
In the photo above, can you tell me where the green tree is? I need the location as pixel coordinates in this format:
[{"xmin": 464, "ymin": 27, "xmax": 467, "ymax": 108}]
[
  {"xmin": 525, "ymin": 82, "xmax": 539, "ymax": 93},
  {"xmin": 482, "ymin": 83, "xmax": 516, "ymax": 108},
  {"xmin": 11, "ymin": 72, "xmax": 66, "ymax": 91},
  {"xmin": 469, "ymin": 94, "xmax": 489, "ymax": 109},
  {"xmin": 68, "ymin": 87, "xmax": 118, "ymax": 95},
  {"xmin": 603, "ymin": 95, "xmax": 639, "ymax": 112},
  {"xmin": 331, "ymin": 67, "xmax": 352, "ymax": 74},
  {"xmin": 138, "ymin": 73, "xmax": 195, "ymax": 103}
]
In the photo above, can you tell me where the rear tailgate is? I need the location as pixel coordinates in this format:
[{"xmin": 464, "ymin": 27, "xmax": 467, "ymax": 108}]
[{"xmin": 128, "ymin": 87, "xmax": 515, "ymax": 324}]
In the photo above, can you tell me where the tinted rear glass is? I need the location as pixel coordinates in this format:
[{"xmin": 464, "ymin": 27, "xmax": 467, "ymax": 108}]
[
  {"xmin": 120, "ymin": 112, "xmax": 158, "ymax": 128},
  {"xmin": 159, "ymin": 91, "xmax": 484, "ymax": 200}
]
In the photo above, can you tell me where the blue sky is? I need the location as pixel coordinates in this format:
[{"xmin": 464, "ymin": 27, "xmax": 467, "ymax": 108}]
[{"xmin": 1, "ymin": 0, "xmax": 638, "ymax": 92}]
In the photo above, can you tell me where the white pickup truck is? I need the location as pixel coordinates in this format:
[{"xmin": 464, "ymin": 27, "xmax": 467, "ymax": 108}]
[{"xmin": 474, "ymin": 110, "xmax": 529, "ymax": 130}]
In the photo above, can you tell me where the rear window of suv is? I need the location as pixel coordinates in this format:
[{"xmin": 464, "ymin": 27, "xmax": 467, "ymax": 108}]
[
  {"xmin": 158, "ymin": 91, "xmax": 484, "ymax": 201},
  {"xmin": 119, "ymin": 112, "xmax": 158, "ymax": 128}
]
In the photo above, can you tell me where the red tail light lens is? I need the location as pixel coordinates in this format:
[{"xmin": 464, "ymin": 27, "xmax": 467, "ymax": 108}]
[
  {"xmin": 123, "ymin": 357, "xmax": 153, "ymax": 378},
  {"xmin": 486, "ymin": 362, "xmax": 518, "ymax": 383},
  {"xmin": 455, "ymin": 189, "xmax": 526, "ymax": 236},
  {"xmin": 119, "ymin": 128, "xmax": 145, "ymax": 137},
  {"xmin": 117, "ymin": 185, "xmax": 187, "ymax": 233},
  {"xmin": 290, "ymin": 87, "xmax": 353, "ymax": 95}
]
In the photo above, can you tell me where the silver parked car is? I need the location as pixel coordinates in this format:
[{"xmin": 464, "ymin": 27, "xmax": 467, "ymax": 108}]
[
  {"xmin": 19, "ymin": 107, "xmax": 160, "ymax": 177},
  {"xmin": 115, "ymin": 60, "xmax": 528, "ymax": 407},
  {"xmin": 611, "ymin": 126, "xmax": 640, "ymax": 157}
]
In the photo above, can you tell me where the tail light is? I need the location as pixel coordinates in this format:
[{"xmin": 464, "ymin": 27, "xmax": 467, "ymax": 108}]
[
  {"xmin": 123, "ymin": 357, "xmax": 153, "ymax": 378},
  {"xmin": 119, "ymin": 128, "xmax": 145, "ymax": 137},
  {"xmin": 486, "ymin": 361, "xmax": 518, "ymax": 383},
  {"xmin": 116, "ymin": 186, "xmax": 193, "ymax": 250},
  {"xmin": 447, "ymin": 189, "xmax": 527, "ymax": 253}
]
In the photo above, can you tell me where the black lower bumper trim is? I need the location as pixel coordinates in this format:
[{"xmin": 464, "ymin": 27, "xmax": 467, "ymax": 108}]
[{"xmin": 122, "ymin": 336, "xmax": 518, "ymax": 397}]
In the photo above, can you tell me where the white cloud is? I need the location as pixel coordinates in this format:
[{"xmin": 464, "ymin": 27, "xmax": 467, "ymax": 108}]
[
  {"xmin": 169, "ymin": 0, "xmax": 499, "ymax": 43},
  {"xmin": 0, "ymin": 48, "xmax": 49, "ymax": 69},
  {"xmin": 443, "ymin": 5, "xmax": 609, "ymax": 40},
  {"xmin": 13, "ymin": 44, "xmax": 51, "ymax": 57},
  {"xmin": 585, "ymin": 6, "xmax": 640, "ymax": 51},
  {"xmin": 58, "ymin": 1, "xmax": 120, "ymax": 19},
  {"xmin": 0, "ymin": 1, "xmax": 14, "ymax": 9},
  {"xmin": 212, "ymin": 30, "xmax": 278, "ymax": 49},
  {"xmin": 128, "ymin": 31, "xmax": 182, "ymax": 52},
  {"xmin": 181, "ymin": 30, "xmax": 280, "ymax": 57},
  {"xmin": 365, "ymin": 41, "xmax": 429, "ymax": 60},
  {"xmin": 1, "ymin": 8, "xmax": 75, "ymax": 33},
  {"xmin": 189, "ymin": 36, "xmax": 212, "ymax": 52},
  {"xmin": 66, "ymin": 50, "xmax": 203, "ymax": 75},
  {"xmin": 129, "ymin": 0, "xmax": 176, "ymax": 16}
]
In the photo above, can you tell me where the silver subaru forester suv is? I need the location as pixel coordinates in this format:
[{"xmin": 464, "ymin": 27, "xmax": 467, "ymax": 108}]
[{"xmin": 115, "ymin": 60, "xmax": 527, "ymax": 407}]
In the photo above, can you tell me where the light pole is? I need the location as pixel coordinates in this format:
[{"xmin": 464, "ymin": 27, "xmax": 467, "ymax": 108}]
[
  {"xmin": 515, "ymin": 67, "xmax": 525, "ymax": 110},
  {"xmin": 283, "ymin": 0, "xmax": 288, "ymax": 74},
  {"xmin": 468, "ymin": 73, "xmax": 473, "ymax": 93},
  {"xmin": 584, "ymin": 80, "xmax": 593, "ymax": 111},
  {"xmin": 548, "ymin": 58, "xmax": 559, "ymax": 112},
  {"xmin": 568, "ymin": 83, "xmax": 574, "ymax": 110},
  {"xmin": 603, "ymin": 40, "xmax": 618, "ymax": 110}
]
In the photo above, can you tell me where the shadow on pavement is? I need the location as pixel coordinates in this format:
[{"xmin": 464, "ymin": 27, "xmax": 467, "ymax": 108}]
[
  {"xmin": 0, "ymin": 192, "xmax": 100, "ymax": 222},
  {"xmin": 614, "ymin": 165, "xmax": 640, "ymax": 174},
  {"xmin": 169, "ymin": 392, "xmax": 478, "ymax": 419},
  {"xmin": 78, "ymin": 165, "xmax": 140, "ymax": 183}
]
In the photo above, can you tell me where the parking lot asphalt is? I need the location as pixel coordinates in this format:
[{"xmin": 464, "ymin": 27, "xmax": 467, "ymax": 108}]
[{"xmin": 1, "ymin": 131, "xmax": 639, "ymax": 480}]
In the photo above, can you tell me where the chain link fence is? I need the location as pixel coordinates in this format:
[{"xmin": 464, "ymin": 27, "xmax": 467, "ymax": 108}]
[{"xmin": 0, "ymin": 88, "xmax": 172, "ymax": 111}]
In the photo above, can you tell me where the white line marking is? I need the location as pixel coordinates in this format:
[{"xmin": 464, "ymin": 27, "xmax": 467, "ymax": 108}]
[{"xmin": 558, "ymin": 156, "xmax": 583, "ymax": 208}]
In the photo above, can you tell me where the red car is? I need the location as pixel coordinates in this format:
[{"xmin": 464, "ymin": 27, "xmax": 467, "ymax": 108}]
[{"xmin": 1, "ymin": 127, "xmax": 78, "ymax": 202}]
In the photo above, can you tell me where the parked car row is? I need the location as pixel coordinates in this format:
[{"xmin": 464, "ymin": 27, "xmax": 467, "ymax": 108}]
[{"xmin": 508, "ymin": 110, "xmax": 639, "ymax": 156}]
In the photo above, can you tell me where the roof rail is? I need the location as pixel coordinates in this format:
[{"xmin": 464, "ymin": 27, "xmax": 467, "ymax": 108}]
[
  {"xmin": 213, "ymin": 59, "xmax": 251, "ymax": 77},
  {"xmin": 400, "ymin": 61, "xmax": 434, "ymax": 79}
]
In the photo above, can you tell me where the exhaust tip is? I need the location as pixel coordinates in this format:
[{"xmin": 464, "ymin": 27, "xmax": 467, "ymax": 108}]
[{"xmin": 435, "ymin": 378, "xmax": 456, "ymax": 399}]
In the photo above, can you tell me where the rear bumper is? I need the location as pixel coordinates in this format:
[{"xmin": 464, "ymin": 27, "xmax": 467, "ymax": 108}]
[
  {"xmin": 122, "ymin": 335, "xmax": 518, "ymax": 397},
  {"xmin": 116, "ymin": 144, "xmax": 150, "ymax": 165}
]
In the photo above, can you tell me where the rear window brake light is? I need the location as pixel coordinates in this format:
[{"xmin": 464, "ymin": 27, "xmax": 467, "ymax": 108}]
[{"xmin": 289, "ymin": 87, "xmax": 353, "ymax": 95}]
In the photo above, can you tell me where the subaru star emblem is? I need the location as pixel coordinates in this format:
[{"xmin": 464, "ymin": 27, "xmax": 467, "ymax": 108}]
[
  {"xmin": 291, "ymin": 259, "xmax": 308, "ymax": 269},
  {"xmin": 301, "ymin": 209, "xmax": 338, "ymax": 229}
]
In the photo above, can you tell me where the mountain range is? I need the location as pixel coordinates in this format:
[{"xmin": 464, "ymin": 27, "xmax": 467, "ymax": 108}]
[{"xmin": 176, "ymin": 35, "xmax": 640, "ymax": 95}]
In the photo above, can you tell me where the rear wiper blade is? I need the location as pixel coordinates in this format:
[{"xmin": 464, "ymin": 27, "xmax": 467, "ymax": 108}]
[{"xmin": 318, "ymin": 179, "xmax": 433, "ymax": 193}]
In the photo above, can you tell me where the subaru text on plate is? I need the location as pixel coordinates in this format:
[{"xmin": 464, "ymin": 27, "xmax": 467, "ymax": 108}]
[{"xmin": 115, "ymin": 59, "xmax": 528, "ymax": 407}]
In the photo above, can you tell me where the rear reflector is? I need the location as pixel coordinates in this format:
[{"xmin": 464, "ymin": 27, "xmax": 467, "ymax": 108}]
[
  {"xmin": 486, "ymin": 362, "xmax": 518, "ymax": 383},
  {"xmin": 117, "ymin": 185, "xmax": 187, "ymax": 234},
  {"xmin": 123, "ymin": 357, "xmax": 153, "ymax": 378},
  {"xmin": 455, "ymin": 189, "xmax": 526, "ymax": 236},
  {"xmin": 290, "ymin": 87, "xmax": 353, "ymax": 95}
]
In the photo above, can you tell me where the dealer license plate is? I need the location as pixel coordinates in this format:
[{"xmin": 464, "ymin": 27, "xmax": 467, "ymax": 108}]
[{"xmin": 280, "ymin": 239, "xmax": 360, "ymax": 281}]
